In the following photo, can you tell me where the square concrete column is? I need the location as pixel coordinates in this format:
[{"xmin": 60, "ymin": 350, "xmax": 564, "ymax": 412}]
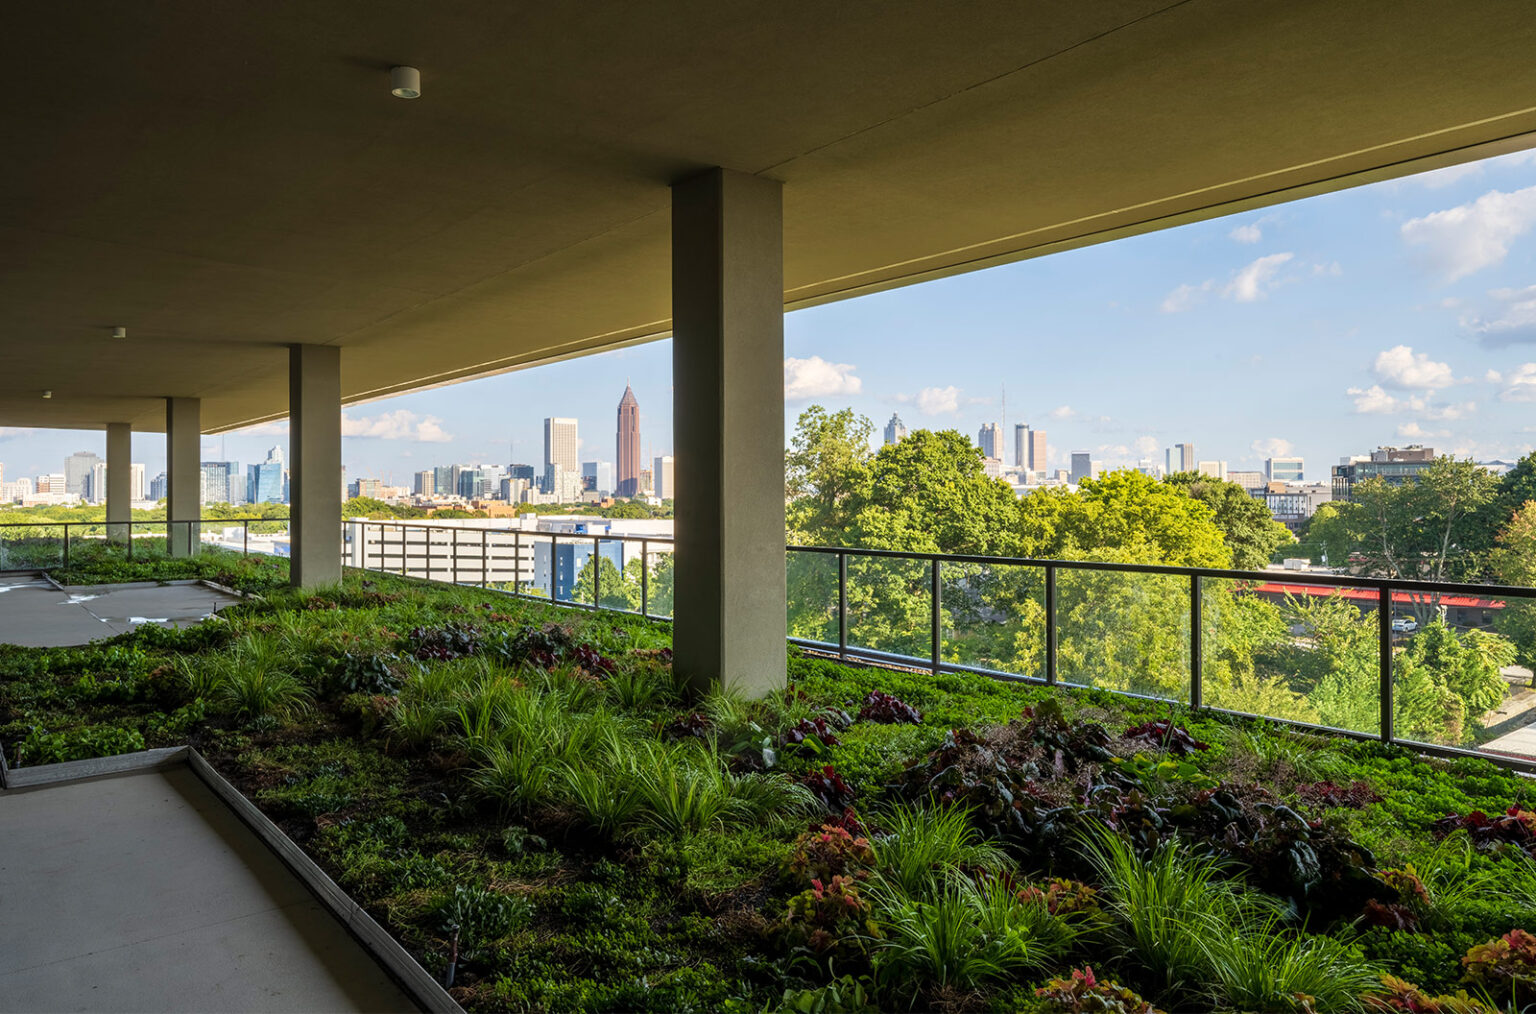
[
  {"xmin": 105, "ymin": 423, "xmax": 132, "ymax": 543},
  {"xmin": 105, "ymin": 420, "xmax": 132, "ymax": 543},
  {"xmin": 290, "ymin": 344, "xmax": 342, "ymax": 589},
  {"xmin": 165, "ymin": 398, "xmax": 200, "ymax": 557},
  {"xmin": 672, "ymin": 168, "xmax": 786, "ymax": 696}
]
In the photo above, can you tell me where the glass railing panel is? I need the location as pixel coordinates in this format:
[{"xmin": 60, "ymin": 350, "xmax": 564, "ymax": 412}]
[
  {"xmin": 1393, "ymin": 585, "xmax": 1536, "ymax": 761},
  {"xmin": 939, "ymin": 559, "xmax": 1045, "ymax": 678},
  {"xmin": 786, "ymin": 549, "xmax": 839, "ymax": 646},
  {"xmin": 0, "ymin": 526, "xmax": 64, "ymax": 571},
  {"xmin": 1202, "ymin": 576, "xmax": 1380, "ymax": 736},
  {"xmin": 1056, "ymin": 566, "xmax": 1190, "ymax": 703},
  {"xmin": 845, "ymin": 555, "xmax": 934, "ymax": 663},
  {"xmin": 642, "ymin": 544, "xmax": 674, "ymax": 619},
  {"xmin": 595, "ymin": 539, "xmax": 636, "ymax": 610}
]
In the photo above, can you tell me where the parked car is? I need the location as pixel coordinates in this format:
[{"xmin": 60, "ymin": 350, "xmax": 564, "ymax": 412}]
[{"xmin": 1391, "ymin": 617, "xmax": 1418, "ymax": 633}]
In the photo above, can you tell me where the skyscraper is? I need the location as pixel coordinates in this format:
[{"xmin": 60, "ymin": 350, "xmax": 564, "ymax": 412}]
[
  {"xmin": 64, "ymin": 451, "xmax": 101, "ymax": 496},
  {"xmin": 884, "ymin": 413, "xmax": 907, "ymax": 445},
  {"xmin": 248, "ymin": 446, "xmax": 286, "ymax": 503},
  {"xmin": 544, "ymin": 418, "xmax": 578, "ymax": 490},
  {"xmin": 1069, "ymin": 451, "xmax": 1093, "ymax": 484},
  {"xmin": 616, "ymin": 386, "xmax": 641, "ymax": 497},
  {"xmin": 653, "ymin": 455, "xmax": 675, "ymax": 500},
  {"xmin": 200, "ymin": 461, "xmax": 240, "ymax": 505},
  {"xmin": 1013, "ymin": 424, "xmax": 1028, "ymax": 468},
  {"xmin": 1028, "ymin": 429, "xmax": 1047, "ymax": 473},
  {"xmin": 1166, "ymin": 443, "xmax": 1195, "ymax": 475},
  {"xmin": 582, "ymin": 461, "xmax": 614, "ymax": 495},
  {"xmin": 977, "ymin": 422, "xmax": 1002, "ymax": 460},
  {"xmin": 413, "ymin": 470, "xmax": 435, "ymax": 496}
]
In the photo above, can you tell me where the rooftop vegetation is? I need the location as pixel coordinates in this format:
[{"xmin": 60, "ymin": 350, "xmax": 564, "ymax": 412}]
[{"xmin": 3, "ymin": 572, "xmax": 1535, "ymax": 1012}]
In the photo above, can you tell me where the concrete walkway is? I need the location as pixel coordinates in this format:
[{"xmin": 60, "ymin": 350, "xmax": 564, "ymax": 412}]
[
  {"xmin": 0, "ymin": 574, "xmax": 240, "ymax": 647},
  {"xmin": 0, "ymin": 766, "xmax": 417, "ymax": 1012}
]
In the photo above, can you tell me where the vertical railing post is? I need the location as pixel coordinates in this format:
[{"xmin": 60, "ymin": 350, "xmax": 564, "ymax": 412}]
[
  {"xmin": 641, "ymin": 539, "xmax": 649, "ymax": 617},
  {"xmin": 1044, "ymin": 564, "xmax": 1057, "ymax": 685},
  {"xmin": 1189, "ymin": 573, "xmax": 1203, "ymax": 709},
  {"xmin": 930, "ymin": 557, "xmax": 942, "ymax": 676},
  {"xmin": 481, "ymin": 528, "xmax": 489, "ymax": 589},
  {"xmin": 550, "ymin": 536, "xmax": 557, "ymax": 601},
  {"xmin": 1379, "ymin": 584, "xmax": 1394, "ymax": 744},
  {"xmin": 514, "ymin": 530, "xmax": 522, "ymax": 596},
  {"xmin": 243, "ymin": 520, "xmax": 250, "ymax": 557},
  {"xmin": 62, "ymin": 523, "xmax": 70, "ymax": 571},
  {"xmin": 451, "ymin": 528, "xmax": 460, "ymax": 585},
  {"xmin": 838, "ymin": 551, "xmax": 848, "ymax": 661},
  {"xmin": 128, "ymin": 521, "xmax": 134, "ymax": 561},
  {"xmin": 592, "ymin": 535, "xmax": 601, "ymax": 609}
]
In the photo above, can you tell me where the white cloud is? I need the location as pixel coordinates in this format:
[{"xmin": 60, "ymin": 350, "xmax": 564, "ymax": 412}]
[
  {"xmin": 1373, "ymin": 344, "xmax": 1456, "ymax": 389},
  {"xmin": 1463, "ymin": 284, "xmax": 1536, "ymax": 346},
  {"xmin": 1347, "ymin": 385, "xmax": 1404, "ymax": 414},
  {"xmin": 1411, "ymin": 162, "xmax": 1485, "ymax": 190},
  {"xmin": 0, "ymin": 427, "xmax": 34, "ymax": 441},
  {"xmin": 1229, "ymin": 223, "xmax": 1263, "ymax": 244},
  {"xmin": 783, "ymin": 356, "xmax": 862, "ymax": 400},
  {"xmin": 1400, "ymin": 185, "xmax": 1536, "ymax": 281},
  {"xmin": 1396, "ymin": 422, "xmax": 1450, "ymax": 439},
  {"xmin": 1048, "ymin": 405, "xmax": 1077, "ymax": 420},
  {"xmin": 1312, "ymin": 261, "xmax": 1342, "ymax": 277},
  {"xmin": 1424, "ymin": 401, "xmax": 1476, "ymax": 420},
  {"xmin": 342, "ymin": 410, "xmax": 452, "ymax": 443},
  {"xmin": 1486, "ymin": 369, "xmax": 1504, "ymax": 384},
  {"xmin": 1500, "ymin": 363, "xmax": 1536, "ymax": 402},
  {"xmin": 1250, "ymin": 437, "xmax": 1293, "ymax": 458},
  {"xmin": 1133, "ymin": 435, "xmax": 1160, "ymax": 456},
  {"xmin": 1160, "ymin": 281, "xmax": 1212, "ymax": 313},
  {"xmin": 1223, "ymin": 252, "xmax": 1294, "ymax": 302},
  {"xmin": 915, "ymin": 386, "xmax": 960, "ymax": 415}
]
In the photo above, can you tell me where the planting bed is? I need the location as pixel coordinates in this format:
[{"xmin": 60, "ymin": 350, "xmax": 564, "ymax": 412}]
[{"xmin": 2, "ymin": 572, "xmax": 1535, "ymax": 1013}]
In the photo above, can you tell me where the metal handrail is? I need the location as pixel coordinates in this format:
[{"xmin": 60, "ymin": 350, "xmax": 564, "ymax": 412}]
[{"xmin": 0, "ymin": 516, "xmax": 290, "ymax": 569}]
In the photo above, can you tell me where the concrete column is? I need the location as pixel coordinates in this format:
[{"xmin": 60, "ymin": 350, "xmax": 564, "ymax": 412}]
[
  {"xmin": 671, "ymin": 168, "xmax": 785, "ymax": 696},
  {"xmin": 105, "ymin": 423, "xmax": 132, "ymax": 543},
  {"xmin": 290, "ymin": 344, "xmax": 342, "ymax": 589},
  {"xmin": 165, "ymin": 398, "xmax": 201, "ymax": 557}
]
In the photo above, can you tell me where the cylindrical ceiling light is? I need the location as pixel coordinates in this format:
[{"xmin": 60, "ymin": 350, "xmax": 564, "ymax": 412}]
[
  {"xmin": 390, "ymin": 66, "xmax": 421, "ymax": 99},
  {"xmin": 112, "ymin": 326, "xmax": 127, "ymax": 340}
]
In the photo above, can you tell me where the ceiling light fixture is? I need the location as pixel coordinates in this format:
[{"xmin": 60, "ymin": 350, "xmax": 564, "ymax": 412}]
[
  {"xmin": 42, "ymin": 390, "xmax": 52, "ymax": 399},
  {"xmin": 390, "ymin": 66, "xmax": 421, "ymax": 99},
  {"xmin": 112, "ymin": 326, "xmax": 127, "ymax": 340}
]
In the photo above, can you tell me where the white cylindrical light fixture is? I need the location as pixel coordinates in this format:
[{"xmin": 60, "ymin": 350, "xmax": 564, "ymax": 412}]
[{"xmin": 390, "ymin": 66, "xmax": 421, "ymax": 99}]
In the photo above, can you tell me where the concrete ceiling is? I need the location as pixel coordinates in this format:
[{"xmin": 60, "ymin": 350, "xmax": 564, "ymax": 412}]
[{"xmin": 3, "ymin": 1, "xmax": 1535, "ymax": 433}]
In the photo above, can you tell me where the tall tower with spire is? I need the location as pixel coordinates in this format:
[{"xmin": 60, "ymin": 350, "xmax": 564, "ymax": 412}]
[{"xmin": 616, "ymin": 384, "xmax": 641, "ymax": 497}]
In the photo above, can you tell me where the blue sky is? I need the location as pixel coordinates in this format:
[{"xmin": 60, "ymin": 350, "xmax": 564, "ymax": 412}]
[{"xmin": 4, "ymin": 149, "xmax": 1536, "ymax": 485}]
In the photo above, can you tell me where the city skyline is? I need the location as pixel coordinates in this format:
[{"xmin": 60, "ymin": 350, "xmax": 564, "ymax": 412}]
[{"xmin": 3, "ymin": 147, "xmax": 1536, "ymax": 482}]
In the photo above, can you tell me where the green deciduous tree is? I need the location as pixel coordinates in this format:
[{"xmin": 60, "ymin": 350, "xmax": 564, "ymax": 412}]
[
  {"xmin": 1017, "ymin": 470, "xmax": 1229, "ymax": 567},
  {"xmin": 1163, "ymin": 472, "xmax": 1296, "ymax": 569}
]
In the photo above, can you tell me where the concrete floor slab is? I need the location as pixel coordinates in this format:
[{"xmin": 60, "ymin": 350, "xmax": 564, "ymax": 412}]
[
  {"xmin": 0, "ymin": 575, "xmax": 239, "ymax": 647},
  {"xmin": 0, "ymin": 767, "xmax": 417, "ymax": 1012}
]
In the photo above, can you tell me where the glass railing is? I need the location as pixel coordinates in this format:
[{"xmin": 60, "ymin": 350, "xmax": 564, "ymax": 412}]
[
  {"xmin": 0, "ymin": 517, "xmax": 288, "ymax": 571},
  {"xmin": 787, "ymin": 545, "xmax": 1536, "ymax": 773}
]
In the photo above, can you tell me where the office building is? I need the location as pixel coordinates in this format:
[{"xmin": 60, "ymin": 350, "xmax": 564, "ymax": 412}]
[
  {"xmin": 1266, "ymin": 456, "xmax": 1304, "ymax": 482},
  {"xmin": 1166, "ymin": 443, "xmax": 1195, "ymax": 474},
  {"xmin": 1136, "ymin": 459, "xmax": 1160, "ymax": 477},
  {"xmin": 977, "ymin": 422, "xmax": 1002, "ymax": 461},
  {"xmin": 1196, "ymin": 460, "xmax": 1227, "ymax": 480},
  {"xmin": 1013, "ymin": 424, "xmax": 1028, "ymax": 468},
  {"xmin": 148, "ymin": 473, "xmax": 168, "ymax": 502},
  {"xmin": 457, "ymin": 468, "xmax": 485, "ymax": 499},
  {"xmin": 412, "ymin": 470, "xmax": 435, "ymax": 496},
  {"xmin": 543, "ymin": 463, "xmax": 584, "ymax": 502},
  {"xmin": 349, "ymin": 478, "xmax": 385, "ymax": 500},
  {"xmin": 64, "ymin": 451, "xmax": 101, "ymax": 496},
  {"xmin": 1069, "ymin": 451, "xmax": 1092, "ymax": 484},
  {"xmin": 1331, "ymin": 445, "xmax": 1437, "ymax": 501},
  {"xmin": 582, "ymin": 461, "xmax": 614, "ymax": 496},
  {"xmin": 884, "ymin": 413, "xmax": 907, "ymax": 445},
  {"xmin": 1226, "ymin": 470, "xmax": 1266, "ymax": 491},
  {"xmin": 544, "ymin": 418, "xmax": 579, "ymax": 486},
  {"xmin": 433, "ymin": 465, "xmax": 461, "ymax": 499},
  {"xmin": 1026, "ymin": 428, "xmax": 1047, "ymax": 473},
  {"xmin": 615, "ymin": 386, "xmax": 641, "ymax": 497},
  {"xmin": 200, "ymin": 461, "xmax": 242, "ymax": 505},
  {"xmin": 248, "ymin": 447, "xmax": 286, "ymax": 504},
  {"xmin": 653, "ymin": 455, "xmax": 675, "ymax": 500},
  {"xmin": 508, "ymin": 463, "xmax": 536, "ymax": 482}
]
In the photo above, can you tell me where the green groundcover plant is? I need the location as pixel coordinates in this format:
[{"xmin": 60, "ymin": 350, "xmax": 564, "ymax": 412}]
[{"xmin": 3, "ymin": 568, "xmax": 1535, "ymax": 1013}]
